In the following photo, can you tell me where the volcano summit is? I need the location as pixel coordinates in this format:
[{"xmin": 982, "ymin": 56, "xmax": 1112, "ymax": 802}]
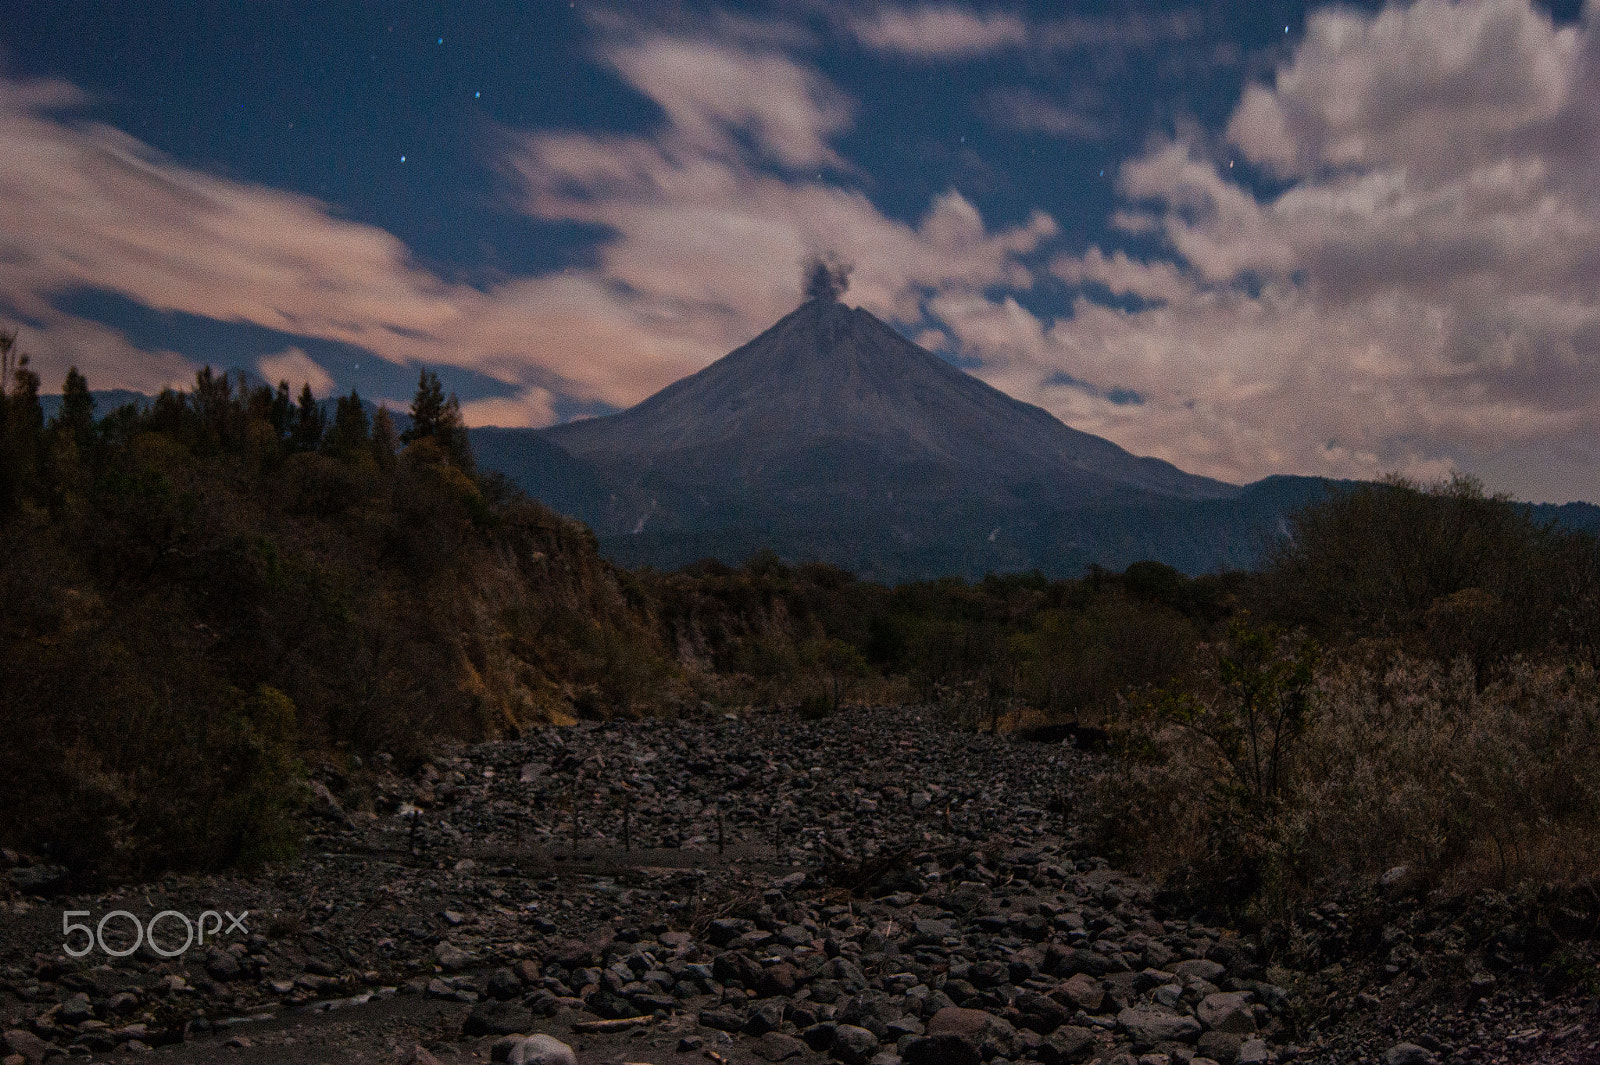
[{"xmin": 472, "ymin": 291, "xmax": 1292, "ymax": 580}]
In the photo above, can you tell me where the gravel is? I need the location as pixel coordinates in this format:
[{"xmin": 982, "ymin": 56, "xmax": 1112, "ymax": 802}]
[{"xmin": 0, "ymin": 705, "xmax": 1595, "ymax": 1064}]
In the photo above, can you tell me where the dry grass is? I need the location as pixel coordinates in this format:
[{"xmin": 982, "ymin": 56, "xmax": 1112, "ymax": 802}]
[
  {"xmin": 1300, "ymin": 648, "xmax": 1600, "ymax": 894},
  {"xmin": 1093, "ymin": 642, "xmax": 1600, "ymax": 919}
]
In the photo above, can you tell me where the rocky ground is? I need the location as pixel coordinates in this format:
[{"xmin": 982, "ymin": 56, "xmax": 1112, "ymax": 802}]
[{"xmin": 1, "ymin": 707, "xmax": 1596, "ymax": 1065}]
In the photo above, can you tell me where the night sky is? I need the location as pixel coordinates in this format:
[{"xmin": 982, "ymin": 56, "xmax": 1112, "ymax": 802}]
[{"xmin": 3, "ymin": 0, "xmax": 1598, "ymax": 500}]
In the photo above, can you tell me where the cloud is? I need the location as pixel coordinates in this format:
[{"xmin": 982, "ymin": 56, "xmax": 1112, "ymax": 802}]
[
  {"xmin": 845, "ymin": 4, "xmax": 1200, "ymax": 60},
  {"xmin": 979, "ymin": 87, "xmax": 1105, "ymax": 140},
  {"xmin": 505, "ymin": 30, "xmax": 1058, "ymax": 389},
  {"xmin": 0, "ymin": 74, "xmax": 473, "ymax": 394},
  {"xmin": 847, "ymin": 6, "xmax": 1029, "ymax": 58},
  {"xmin": 257, "ymin": 347, "xmax": 335, "ymax": 398},
  {"xmin": 975, "ymin": 0, "xmax": 1600, "ymax": 500},
  {"xmin": 459, "ymin": 388, "xmax": 558, "ymax": 429},
  {"xmin": 602, "ymin": 36, "xmax": 854, "ymax": 169}
]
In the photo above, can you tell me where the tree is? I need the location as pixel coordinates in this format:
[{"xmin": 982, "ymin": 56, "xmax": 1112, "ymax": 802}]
[
  {"xmin": 370, "ymin": 406, "xmax": 398, "ymax": 472},
  {"xmin": 53, "ymin": 367, "xmax": 96, "ymax": 448},
  {"xmin": 270, "ymin": 380, "xmax": 293, "ymax": 439},
  {"xmin": 401, "ymin": 369, "xmax": 473, "ymax": 472},
  {"xmin": 322, "ymin": 389, "xmax": 370, "ymax": 460},
  {"xmin": 289, "ymin": 384, "xmax": 325, "ymax": 451},
  {"xmin": 402, "ymin": 369, "xmax": 447, "ymax": 444},
  {"xmin": 0, "ymin": 329, "xmax": 42, "ymax": 514}
]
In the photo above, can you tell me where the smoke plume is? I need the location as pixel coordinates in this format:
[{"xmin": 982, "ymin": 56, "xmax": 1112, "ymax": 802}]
[{"xmin": 803, "ymin": 254, "xmax": 853, "ymax": 302}]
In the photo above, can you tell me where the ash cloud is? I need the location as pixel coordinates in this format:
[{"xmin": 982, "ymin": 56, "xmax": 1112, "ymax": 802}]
[{"xmin": 803, "ymin": 254, "xmax": 853, "ymax": 302}]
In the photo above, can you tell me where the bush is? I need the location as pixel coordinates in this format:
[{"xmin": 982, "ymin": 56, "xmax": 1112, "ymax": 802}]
[{"xmin": 1094, "ymin": 638, "xmax": 1600, "ymax": 923}]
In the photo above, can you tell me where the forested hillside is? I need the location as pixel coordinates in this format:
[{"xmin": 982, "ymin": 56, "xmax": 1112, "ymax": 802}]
[{"xmin": 0, "ymin": 333, "xmax": 676, "ymax": 879}]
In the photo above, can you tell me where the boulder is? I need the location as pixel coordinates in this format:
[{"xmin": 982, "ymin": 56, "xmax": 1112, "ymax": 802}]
[
  {"xmin": 1196, "ymin": 992, "xmax": 1256, "ymax": 1033},
  {"xmin": 1117, "ymin": 1006, "xmax": 1201, "ymax": 1047},
  {"xmin": 509, "ymin": 1035, "xmax": 578, "ymax": 1065},
  {"xmin": 833, "ymin": 1024, "xmax": 881, "ymax": 1065}
]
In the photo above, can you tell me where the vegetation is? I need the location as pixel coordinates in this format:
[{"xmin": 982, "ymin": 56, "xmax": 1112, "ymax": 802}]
[
  {"xmin": 3, "ymin": 324, "xmax": 1598, "ymax": 920},
  {"xmin": 1096, "ymin": 474, "xmax": 1600, "ymax": 924},
  {"xmin": 0, "ymin": 339, "xmax": 673, "ymax": 880}
]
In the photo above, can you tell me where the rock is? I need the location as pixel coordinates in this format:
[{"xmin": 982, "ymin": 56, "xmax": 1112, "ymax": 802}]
[
  {"xmin": 6, "ymin": 865, "xmax": 67, "ymax": 895},
  {"xmin": 756, "ymin": 961, "xmax": 801, "ymax": 997},
  {"xmin": 1379, "ymin": 866, "xmax": 1411, "ymax": 898},
  {"xmin": 309, "ymin": 780, "xmax": 350, "ymax": 824},
  {"xmin": 1235, "ymin": 1040, "xmax": 1270, "ymax": 1065},
  {"xmin": 206, "ymin": 948, "xmax": 242, "ymax": 981},
  {"xmin": 777, "ymin": 925, "xmax": 812, "ymax": 947},
  {"xmin": 1117, "ymin": 1007, "xmax": 1201, "ymax": 1047},
  {"xmin": 1053, "ymin": 974, "xmax": 1104, "ymax": 1013},
  {"xmin": 1196, "ymin": 1032, "xmax": 1243, "ymax": 1064},
  {"xmin": 464, "ymin": 1000, "xmax": 535, "ymax": 1037},
  {"xmin": 107, "ymin": 992, "xmax": 140, "ymax": 1014},
  {"xmin": 707, "ymin": 918, "xmax": 746, "ymax": 946},
  {"xmin": 488, "ymin": 968, "xmax": 523, "ymax": 1000},
  {"xmin": 744, "ymin": 1001, "xmax": 786, "ymax": 1036},
  {"xmin": 1013, "ymin": 991, "xmax": 1068, "ymax": 1034},
  {"xmin": 58, "ymin": 993, "xmax": 95, "ymax": 1025},
  {"xmin": 554, "ymin": 939, "xmax": 594, "ymax": 968},
  {"xmin": 508, "ymin": 1034, "xmax": 578, "ymax": 1065},
  {"xmin": 902, "ymin": 1034, "xmax": 981, "ymax": 1065},
  {"xmin": 398, "ymin": 1045, "xmax": 445, "ymax": 1065},
  {"xmin": 1063, "ymin": 950, "xmax": 1114, "ymax": 978},
  {"xmin": 803, "ymin": 1024, "xmax": 839, "ymax": 1051},
  {"xmin": 754, "ymin": 1033, "xmax": 809, "ymax": 1062},
  {"xmin": 1036, "ymin": 1027, "xmax": 1097, "ymax": 1065},
  {"xmin": 699, "ymin": 1009, "xmax": 745, "ymax": 1033},
  {"xmin": 434, "ymin": 941, "xmax": 472, "ymax": 971},
  {"xmin": 833, "ymin": 1024, "xmax": 882, "ymax": 1065},
  {"xmin": 1172, "ymin": 960, "xmax": 1226, "ymax": 985},
  {"xmin": 2, "ymin": 1030, "xmax": 50, "ymax": 1065},
  {"xmin": 1383, "ymin": 1045, "xmax": 1437, "ymax": 1065},
  {"xmin": 1196, "ymin": 992, "xmax": 1255, "ymax": 1033}
]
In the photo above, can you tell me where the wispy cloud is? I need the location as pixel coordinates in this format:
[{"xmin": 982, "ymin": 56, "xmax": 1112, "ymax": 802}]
[
  {"xmin": 257, "ymin": 347, "xmax": 334, "ymax": 398},
  {"xmin": 844, "ymin": 3, "xmax": 1200, "ymax": 60},
  {"xmin": 979, "ymin": 87, "xmax": 1106, "ymax": 139},
  {"xmin": 846, "ymin": 5, "xmax": 1029, "ymax": 58}
]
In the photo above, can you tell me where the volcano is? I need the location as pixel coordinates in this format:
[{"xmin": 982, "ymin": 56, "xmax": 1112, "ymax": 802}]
[
  {"xmin": 542, "ymin": 296, "xmax": 1232, "ymax": 510},
  {"xmin": 466, "ymin": 293, "xmax": 1260, "ymax": 580}
]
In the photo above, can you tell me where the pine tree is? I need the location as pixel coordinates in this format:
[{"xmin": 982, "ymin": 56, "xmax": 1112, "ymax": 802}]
[
  {"xmin": 370, "ymin": 406, "xmax": 398, "ymax": 472},
  {"xmin": 401, "ymin": 369, "xmax": 446, "ymax": 445},
  {"xmin": 270, "ymin": 381, "xmax": 292, "ymax": 439},
  {"xmin": 401, "ymin": 368, "xmax": 474, "ymax": 472},
  {"xmin": 322, "ymin": 389, "xmax": 370, "ymax": 460},
  {"xmin": 289, "ymin": 383, "xmax": 325, "ymax": 451},
  {"xmin": 0, "ymin": 329, "xmax": 42, "ymax": 513},
  {"xmin": 54, "ymin": 367, "xmax": 96, "ymax": 450}
]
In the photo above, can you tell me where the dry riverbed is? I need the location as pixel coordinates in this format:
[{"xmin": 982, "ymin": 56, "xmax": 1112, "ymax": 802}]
[{"xmin": 2, "ymin": 707, "xmax": 1596, "ymax": 1065}]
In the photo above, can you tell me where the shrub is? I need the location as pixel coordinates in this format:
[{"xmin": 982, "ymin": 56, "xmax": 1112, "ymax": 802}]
[{"xmin": 1094, "ymin": 639, "xmax": 1600, "ymax": 923}]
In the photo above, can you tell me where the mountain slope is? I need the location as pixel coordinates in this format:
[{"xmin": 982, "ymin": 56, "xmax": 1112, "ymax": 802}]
[{"xmin": 543, "ymin": 297, "xmax": 1234, "ymax": 513}]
